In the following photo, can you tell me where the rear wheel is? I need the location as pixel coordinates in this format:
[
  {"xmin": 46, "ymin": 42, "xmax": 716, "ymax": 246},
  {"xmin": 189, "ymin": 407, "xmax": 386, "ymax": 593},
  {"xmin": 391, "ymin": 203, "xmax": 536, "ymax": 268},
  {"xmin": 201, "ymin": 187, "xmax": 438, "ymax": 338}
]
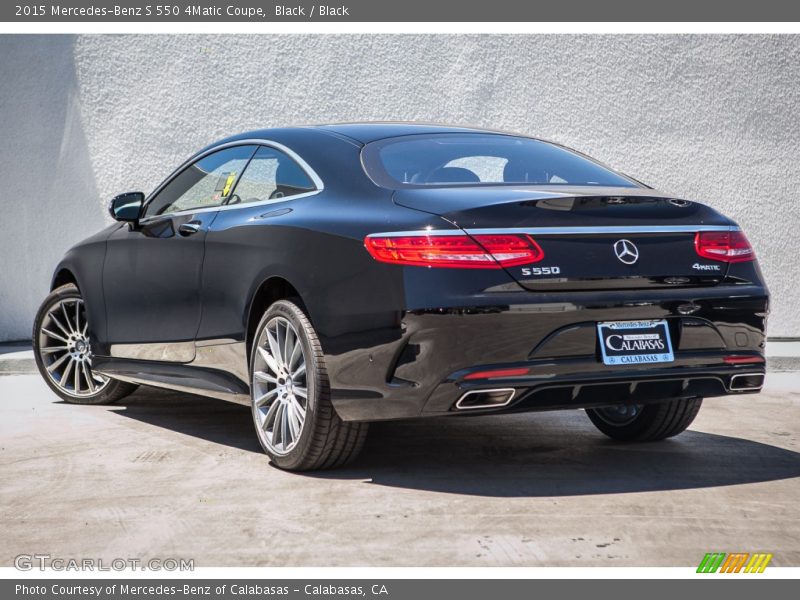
[
  {"xmin": 33, "ymin": 284, "xmax": 137, "ymax": 405},
  {"xmin": 249, "ymin": 299, "xmax": 368, "ymax": 471},
  {"xmin": 585, "ymin": 397, "xmax": 703, "ymax": 442}
]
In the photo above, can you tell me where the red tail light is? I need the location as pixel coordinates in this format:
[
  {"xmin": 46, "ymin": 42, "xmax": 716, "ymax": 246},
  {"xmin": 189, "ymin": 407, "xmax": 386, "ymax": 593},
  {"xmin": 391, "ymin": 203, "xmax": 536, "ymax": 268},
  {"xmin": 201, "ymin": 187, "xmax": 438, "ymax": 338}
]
[
  {"xmin": 364, "ymin": 234, "xmax": 544, "ymax": 268},
  {"xmin": 694, "ymin": 230, "xmax": 755, "ymax": 263}
]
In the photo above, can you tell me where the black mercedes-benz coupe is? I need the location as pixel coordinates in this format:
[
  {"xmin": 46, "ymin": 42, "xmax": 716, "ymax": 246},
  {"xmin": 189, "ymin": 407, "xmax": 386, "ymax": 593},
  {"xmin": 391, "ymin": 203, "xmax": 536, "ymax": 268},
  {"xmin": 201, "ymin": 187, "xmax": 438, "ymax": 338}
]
[{"xmin": 33, "ymin": 123, "xmax": 769, "ymax": 470}]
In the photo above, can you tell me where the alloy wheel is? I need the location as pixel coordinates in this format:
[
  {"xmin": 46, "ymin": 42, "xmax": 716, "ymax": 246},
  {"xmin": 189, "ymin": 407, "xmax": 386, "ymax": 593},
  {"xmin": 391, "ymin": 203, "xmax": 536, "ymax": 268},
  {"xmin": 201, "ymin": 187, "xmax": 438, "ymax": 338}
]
[
  {"xmin": 251, "ymin": 316, "xmax": 309, "ymax": 455},
  {"xmin": 37, "ymin": 297, "xmax": 110, "ymax": 398}
]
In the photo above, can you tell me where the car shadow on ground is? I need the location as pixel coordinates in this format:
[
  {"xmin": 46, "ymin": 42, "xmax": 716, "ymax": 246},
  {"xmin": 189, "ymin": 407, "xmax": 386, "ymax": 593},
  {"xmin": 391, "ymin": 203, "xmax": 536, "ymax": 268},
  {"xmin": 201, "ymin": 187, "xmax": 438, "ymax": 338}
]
[{"xmin": 109, "ymin": 386, "xmax": 800, "ymax": 497}]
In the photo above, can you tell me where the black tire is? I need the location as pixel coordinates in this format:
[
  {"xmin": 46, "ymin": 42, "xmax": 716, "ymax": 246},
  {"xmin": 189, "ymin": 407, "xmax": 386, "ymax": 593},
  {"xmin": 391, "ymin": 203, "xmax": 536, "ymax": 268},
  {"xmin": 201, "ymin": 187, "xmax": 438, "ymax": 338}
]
[
  {"xmin": 585, "ymin": 397, "xmax": 703, "ymax": 442},
  {"xmin": 33, "ymin": 283, "xmax": 137, "ymax": 405},
  {"xmin": 249, "ymin": 299, "xmax": 368, "ymax": 471}
]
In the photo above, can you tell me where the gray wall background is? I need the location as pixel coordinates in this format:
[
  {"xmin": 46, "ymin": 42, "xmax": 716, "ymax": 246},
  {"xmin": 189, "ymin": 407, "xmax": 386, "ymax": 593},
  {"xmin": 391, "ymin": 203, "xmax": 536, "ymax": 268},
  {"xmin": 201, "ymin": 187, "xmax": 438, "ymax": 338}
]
[{"xmin": 1, "ymin": 34, "xmax": 798, "ymax": 341}]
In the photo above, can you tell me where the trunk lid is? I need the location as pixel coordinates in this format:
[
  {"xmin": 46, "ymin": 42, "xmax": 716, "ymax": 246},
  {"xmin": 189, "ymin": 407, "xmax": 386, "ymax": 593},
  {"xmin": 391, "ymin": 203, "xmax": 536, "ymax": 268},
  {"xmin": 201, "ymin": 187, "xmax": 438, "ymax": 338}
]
[{"xmin": 393, "ymin": 186, "xmax": 736, "ymax": 291}]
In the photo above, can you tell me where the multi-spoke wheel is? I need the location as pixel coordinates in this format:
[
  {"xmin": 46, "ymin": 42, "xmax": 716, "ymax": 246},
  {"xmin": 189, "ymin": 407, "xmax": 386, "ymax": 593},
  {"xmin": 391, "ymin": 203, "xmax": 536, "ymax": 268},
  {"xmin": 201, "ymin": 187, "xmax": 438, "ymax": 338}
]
[
  {"xmin": 586, "ymin": 397, "xmax": 703, "ymax": 442},
  {"xmin": 33, "ymin": 284, "xmax": 137, "ymax": 405},
  {"xmin": 252, "ymin": 316, "xmax": 309, "ymax": 455},
  {"xmin": 249, "ymin": 299, "xmax": 368, "ymax": 471}
]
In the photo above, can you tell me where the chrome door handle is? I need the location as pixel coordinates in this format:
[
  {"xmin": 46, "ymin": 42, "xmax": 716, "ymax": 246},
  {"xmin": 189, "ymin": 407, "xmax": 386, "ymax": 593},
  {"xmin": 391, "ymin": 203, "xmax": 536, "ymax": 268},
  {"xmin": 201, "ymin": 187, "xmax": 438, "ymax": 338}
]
[{"xmin": 178, "ymin": 221, "xmax": 202, "ymax": 236}]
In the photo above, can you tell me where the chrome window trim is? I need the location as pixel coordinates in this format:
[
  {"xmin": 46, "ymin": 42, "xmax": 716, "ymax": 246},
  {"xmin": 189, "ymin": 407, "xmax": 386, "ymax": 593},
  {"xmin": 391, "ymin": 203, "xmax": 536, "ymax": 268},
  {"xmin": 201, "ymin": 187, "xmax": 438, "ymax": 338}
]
[
  {"xmin": 366, "ymin": 225, "xmax": 739, "ymax": 238},
  {"xmin": 139, "ymin": 138, "xmax": 324, "ymax": 224}
]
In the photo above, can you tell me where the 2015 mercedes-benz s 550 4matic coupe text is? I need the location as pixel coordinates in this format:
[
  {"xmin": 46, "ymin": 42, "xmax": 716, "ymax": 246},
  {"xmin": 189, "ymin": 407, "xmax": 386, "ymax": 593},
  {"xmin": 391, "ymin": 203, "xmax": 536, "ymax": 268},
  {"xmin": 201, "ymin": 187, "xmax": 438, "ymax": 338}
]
[{"xmin": 34, "ymin": 123, "xmax": 769, "ymax": 470}]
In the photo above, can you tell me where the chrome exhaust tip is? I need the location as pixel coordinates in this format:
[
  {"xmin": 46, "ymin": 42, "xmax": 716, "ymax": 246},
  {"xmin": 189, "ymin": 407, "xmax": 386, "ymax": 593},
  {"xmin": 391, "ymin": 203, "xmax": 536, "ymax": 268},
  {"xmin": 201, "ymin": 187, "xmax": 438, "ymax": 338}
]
[
  {"xmin": 729, "ymin": 373, "xmax": 765, "ymax": 391},
  {"xmin": 455, "ymin": 388, "xmax": 516, "ymax": 410}
]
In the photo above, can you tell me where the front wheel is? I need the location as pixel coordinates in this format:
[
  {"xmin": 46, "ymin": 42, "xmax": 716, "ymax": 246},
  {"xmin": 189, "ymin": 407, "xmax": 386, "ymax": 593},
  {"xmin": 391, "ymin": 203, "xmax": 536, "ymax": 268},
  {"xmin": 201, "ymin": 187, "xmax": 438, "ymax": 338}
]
[
  {"xmin": 585, "ymin": 397, "xmax": 703, "ymax": 442},
  {"xmin": 33, "ymin": 283, "xmax": 137, "ymax": 405},
  {"xmin": 249, "ymin": 299, "xmax": 368, "ymax": 471}
]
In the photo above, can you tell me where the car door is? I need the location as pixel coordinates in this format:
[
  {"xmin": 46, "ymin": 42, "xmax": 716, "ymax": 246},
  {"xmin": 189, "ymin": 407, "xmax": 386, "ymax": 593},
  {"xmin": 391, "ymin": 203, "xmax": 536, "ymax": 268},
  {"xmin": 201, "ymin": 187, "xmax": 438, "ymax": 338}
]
[
  {"xmin": 102, "ymin": 144, "xmax": 257, "ymax": 362},
  {"xmin": 195, "ymin": 143, "xmax": 322, "ymax": 345}
]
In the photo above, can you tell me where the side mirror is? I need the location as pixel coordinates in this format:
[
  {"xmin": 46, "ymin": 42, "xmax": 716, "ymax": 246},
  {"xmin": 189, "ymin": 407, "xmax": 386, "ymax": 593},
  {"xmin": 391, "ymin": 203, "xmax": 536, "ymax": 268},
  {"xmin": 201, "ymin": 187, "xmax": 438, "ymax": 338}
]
[{"xmin": 108, "ymin": 192, "xmax": 144, "ymax": 223}]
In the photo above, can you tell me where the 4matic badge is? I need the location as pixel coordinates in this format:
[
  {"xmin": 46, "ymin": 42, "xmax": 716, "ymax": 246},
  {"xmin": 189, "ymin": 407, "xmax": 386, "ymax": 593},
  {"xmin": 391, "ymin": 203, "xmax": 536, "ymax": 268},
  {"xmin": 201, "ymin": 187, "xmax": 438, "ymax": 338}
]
[{"xmin": 692, "ymin": 263, "xmax": 722, "ymax": 271}]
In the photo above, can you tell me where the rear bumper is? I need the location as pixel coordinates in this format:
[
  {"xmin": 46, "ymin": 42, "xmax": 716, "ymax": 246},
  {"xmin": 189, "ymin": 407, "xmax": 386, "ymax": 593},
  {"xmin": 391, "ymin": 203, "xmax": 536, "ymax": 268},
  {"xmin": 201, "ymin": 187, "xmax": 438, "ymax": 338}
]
[
  {"xmin": 424, "ymin": 358, "xmax": 765, "ymax": 415},
  {"xmin": 323, "ymin": 285, "xmax": 768, "ymax": 421}
]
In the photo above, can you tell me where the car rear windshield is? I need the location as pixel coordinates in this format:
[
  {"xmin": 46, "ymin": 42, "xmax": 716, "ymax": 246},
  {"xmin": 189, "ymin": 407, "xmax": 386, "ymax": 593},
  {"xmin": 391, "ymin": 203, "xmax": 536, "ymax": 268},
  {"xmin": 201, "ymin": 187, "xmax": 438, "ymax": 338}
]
[{"xmin": 361, "ymin": 133, "xmax": 638, "ymax": 189}]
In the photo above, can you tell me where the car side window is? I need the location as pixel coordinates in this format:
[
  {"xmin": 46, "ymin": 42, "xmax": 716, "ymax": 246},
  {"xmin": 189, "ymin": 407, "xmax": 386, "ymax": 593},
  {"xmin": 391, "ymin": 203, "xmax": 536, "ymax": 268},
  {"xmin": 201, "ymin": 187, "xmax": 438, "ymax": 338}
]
[
  {"xmin": 227, "ymin": 145, "xmax": 316, "ymax": 206},
  {"xmin": 144, "ymin": 145, "xmax": 257, "ymax": 217}
]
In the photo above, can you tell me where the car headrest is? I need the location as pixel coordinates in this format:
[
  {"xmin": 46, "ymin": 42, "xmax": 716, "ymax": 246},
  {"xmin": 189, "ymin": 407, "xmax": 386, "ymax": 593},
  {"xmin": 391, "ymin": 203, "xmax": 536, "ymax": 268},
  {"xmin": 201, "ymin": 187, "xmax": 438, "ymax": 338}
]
[
  {"xmin": 503, "ymin": 160, "xmax": 548, "ymax": 184},
  {"xmin": 426, "ymin": 167, "xmax": 481, "ymax": 184}
]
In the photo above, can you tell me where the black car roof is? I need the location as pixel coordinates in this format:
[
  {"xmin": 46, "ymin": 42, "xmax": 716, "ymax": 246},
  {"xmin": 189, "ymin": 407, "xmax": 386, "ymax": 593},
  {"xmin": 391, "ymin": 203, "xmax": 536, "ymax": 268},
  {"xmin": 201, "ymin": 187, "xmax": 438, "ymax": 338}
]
[
  {"xmin": 201, "ymin": 123, "xmax": 528, "ymax": 157},
  {"xmin": 309, "ymin": 122, "xmax": 507, "ymax": 144}
]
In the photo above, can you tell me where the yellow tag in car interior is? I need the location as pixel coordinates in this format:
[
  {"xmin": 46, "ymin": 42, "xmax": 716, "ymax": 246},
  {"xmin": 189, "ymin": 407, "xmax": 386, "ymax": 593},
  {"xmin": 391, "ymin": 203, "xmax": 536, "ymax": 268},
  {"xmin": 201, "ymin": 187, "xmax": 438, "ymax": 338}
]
[{"xmin": 222, "ymin": 172, "xmax": 237, "ymax": 197}]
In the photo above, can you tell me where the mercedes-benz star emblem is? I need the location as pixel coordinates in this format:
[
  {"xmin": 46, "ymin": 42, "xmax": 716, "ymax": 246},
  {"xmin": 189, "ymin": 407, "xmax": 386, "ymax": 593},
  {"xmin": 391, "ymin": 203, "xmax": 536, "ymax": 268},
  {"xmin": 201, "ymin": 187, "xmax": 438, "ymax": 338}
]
[{"xmin": 614, "ymin": 239, "xmax": 639, "ymax": 265}]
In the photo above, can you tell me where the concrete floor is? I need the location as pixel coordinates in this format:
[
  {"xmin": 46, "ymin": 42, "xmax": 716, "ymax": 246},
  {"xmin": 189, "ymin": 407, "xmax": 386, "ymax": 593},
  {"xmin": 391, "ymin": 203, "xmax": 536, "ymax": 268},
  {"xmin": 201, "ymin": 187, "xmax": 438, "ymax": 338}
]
[{"xmin": 1, "ymin": 373, "xmax": 799, "ymax": 567}]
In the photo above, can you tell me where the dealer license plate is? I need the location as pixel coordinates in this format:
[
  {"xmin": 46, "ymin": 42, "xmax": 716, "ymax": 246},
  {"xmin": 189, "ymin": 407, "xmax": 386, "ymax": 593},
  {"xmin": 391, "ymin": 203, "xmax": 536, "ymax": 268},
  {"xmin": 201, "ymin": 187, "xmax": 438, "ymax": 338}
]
[{"xmin": 597, "ymin": 320, "xmax": 674, "ymax": 366}]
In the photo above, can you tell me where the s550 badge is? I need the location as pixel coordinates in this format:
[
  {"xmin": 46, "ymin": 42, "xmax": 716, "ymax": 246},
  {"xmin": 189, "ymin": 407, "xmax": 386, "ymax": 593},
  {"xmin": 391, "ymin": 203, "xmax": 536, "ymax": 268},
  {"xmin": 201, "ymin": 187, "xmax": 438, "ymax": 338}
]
[{"xmin": 521, "ymin": 266, "xmax": 561, "ymax": 276}]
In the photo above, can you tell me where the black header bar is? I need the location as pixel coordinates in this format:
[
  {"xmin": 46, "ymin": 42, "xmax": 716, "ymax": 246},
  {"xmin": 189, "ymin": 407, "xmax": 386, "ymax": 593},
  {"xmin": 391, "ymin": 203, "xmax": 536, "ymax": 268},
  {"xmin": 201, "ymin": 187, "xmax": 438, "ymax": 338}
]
[{"xmin": 4, "ymin": 0, "xmax": 800, "ymax": 22}]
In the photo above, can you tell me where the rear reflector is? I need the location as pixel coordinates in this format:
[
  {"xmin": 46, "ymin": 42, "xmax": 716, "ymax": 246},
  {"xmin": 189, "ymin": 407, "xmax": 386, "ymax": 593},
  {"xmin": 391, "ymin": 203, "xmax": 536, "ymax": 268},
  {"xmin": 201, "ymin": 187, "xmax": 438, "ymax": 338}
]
[
  {"xmin": 463, "ymin": 367, "xmax": 530, "ymax": 380},
  {"xmin": 365, "ymin": 233, "xmax": 544, "ymax": 268},
  {"xmin": 695, "ymin": 230, "xmax": 755, "ymax": 263},
  {"xmin": 723, "ymin": 356, "xmax": 765, "ymax": 365}
]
